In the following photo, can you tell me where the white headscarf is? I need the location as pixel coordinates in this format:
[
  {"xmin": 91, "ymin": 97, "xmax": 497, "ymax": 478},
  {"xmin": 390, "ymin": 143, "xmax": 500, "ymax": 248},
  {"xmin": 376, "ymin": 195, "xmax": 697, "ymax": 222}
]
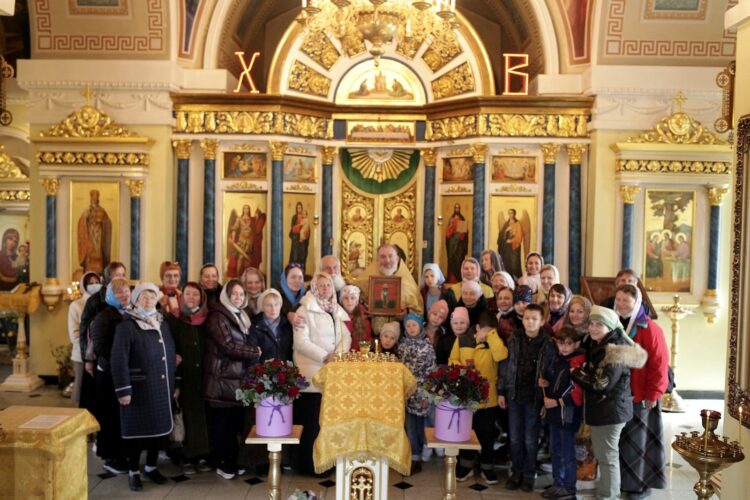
[{"xmin": 420, "ymin": 263, "xmax": 446, "ymax": 288}]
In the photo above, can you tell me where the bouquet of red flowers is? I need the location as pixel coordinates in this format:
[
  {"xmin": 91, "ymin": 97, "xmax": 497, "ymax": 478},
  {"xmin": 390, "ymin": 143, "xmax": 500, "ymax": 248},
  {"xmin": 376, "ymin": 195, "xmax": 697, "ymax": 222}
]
[
  {"xmin": 236, "ymin": 358, "xmax": 309, "ymax": 407},
  {"xmin": 423, "ymin": 364, "xmax": 490, "ymax": 411}
]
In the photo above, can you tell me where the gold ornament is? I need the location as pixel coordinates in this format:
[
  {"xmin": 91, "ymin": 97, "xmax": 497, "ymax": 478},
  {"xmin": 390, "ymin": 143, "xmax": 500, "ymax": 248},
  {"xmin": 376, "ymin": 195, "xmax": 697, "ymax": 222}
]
[
  {"xmin": 39, "ymin": 178, "xmax": 60, "ymax": 195},
  {"xmin": 269, "ymin": 142, "xmax": 288, "ymax": 161},
  {"xmin": 471, "ymin": 143, "xmax": 488, "ymax": 163},
  {"xmin": 566, "ymin": 144, "xmax": 587, "ymax": 164},
  {"xmin": 422, "ymin": 29, "xmax": 462, "ymax": 72},
  {"xmin": 0, "ymin": 146, "xmax": 26, "ymax": 179},
  {"xmin": 341, "ymin": 182, "xmax": 375, "ymax": 283},
  {"xmin": 300, "ymin": 33, "xmax": 341, "ymax": 70},
  {"xmin": 172, "ymin": 140, "xmax": 192, "ymax": 159},
  {"xmin": 322, "ymin": 146, "xmax": 337, "ymax": 165},
  {"xmin": 421, "ymin": 148, "xmax": 437, "ymax": 167},
  {"xmin": 288, "ymin": 60, "xmax": 332, "ymax": 97},
  {"xmin": 125, "ymin": 179, "xmax": 144, "ymax": 197},
  {"xmin": 349, "ymin": 149, "xmax": 412, "ymax": 183},
  {"xmin": 36, "ymin": 151, "xmax": 149, "ymax": 166},
  {"xmin": 541, "ymin": 144, "xmax": 561, "ymax": 164},
  {"xmin": 707, "ymin": 187, "xmax": 728, "ymax": 206},
  {"xmin": 445, "ymin": 185, "xmax": 471, "ymax": 193},
  {"xmin": 619, "ymin": 185, "xmax": 641, "ymax": 204},
  {"xmin": 627, "ymin": 94, "xmax": 728, "ymax": 145},
  {"xmin": 499, "ymin": 147, "xmax": 530, "ymax": 155},
  {"xmin": 200, "ymin": 139, "xmax": 219, "ymax": 160},
  {"xmin": 0, "ymin": 190, "xmax": 30, "ymax": 201},
  {"xmin": 426, "ymin": 115, "xmax": 478, "ymax": 141},
  {"xmin": 226, "ymin": 181, "xmax": 265, "ymax": 191},
  {"xmin": 431, "ymin": 62, "xmax": 475, "ymax": 100},
  {"xmin": 617, "ymin": 159, "xmax": 731, "ymax": 175},
  {"xmin": 494, "ymin": 184, "xmax": 533, "ymax": 194},
  {"xmin": 384, "ymin": 184, "xmax": 417, "ymax": 273},
  {"xmin": 40, "ymin": 97, "xmax": 140, "ymax": 139},
  {"xmin": 286, "ymin": 183, "xmax": 315, "ymax": 192}
]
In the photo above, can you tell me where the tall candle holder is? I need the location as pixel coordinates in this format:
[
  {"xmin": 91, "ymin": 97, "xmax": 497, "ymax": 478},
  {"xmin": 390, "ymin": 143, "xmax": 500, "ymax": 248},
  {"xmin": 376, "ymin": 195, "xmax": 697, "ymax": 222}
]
[
  {"xmin": 661, "ymin": 294, "xmax": 693, "ymax": 413},
  {"xmin": 672, "ymin": 409, "xmax": 744, "ymax": 499}
]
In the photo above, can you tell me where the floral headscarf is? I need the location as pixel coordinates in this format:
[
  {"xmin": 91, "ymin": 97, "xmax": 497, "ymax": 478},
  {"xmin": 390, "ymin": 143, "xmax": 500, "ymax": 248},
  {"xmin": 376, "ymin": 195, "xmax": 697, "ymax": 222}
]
[{"xmin": 310, "ymin": 272, "xmax": 337, "ymax": 314}]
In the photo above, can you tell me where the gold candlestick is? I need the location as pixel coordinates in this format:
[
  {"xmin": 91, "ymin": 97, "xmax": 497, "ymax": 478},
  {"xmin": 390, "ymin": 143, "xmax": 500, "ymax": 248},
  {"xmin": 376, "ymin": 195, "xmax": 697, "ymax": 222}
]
[
  {"xmin": 704, "ymin": 413, "xmax": 710, "ymax": 451},
  {"xmin": 661, "ymin": 295, "xmax": 693, "ymax": 413},
  {"xmin": 740, "ymin": 405, "xmax": 743, "ymax": 448}
]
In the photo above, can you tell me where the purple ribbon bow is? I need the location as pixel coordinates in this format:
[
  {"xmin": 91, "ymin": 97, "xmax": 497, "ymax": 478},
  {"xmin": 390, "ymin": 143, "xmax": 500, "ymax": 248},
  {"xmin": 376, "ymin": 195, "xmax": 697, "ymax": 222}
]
[{"xmin": 260, "ymin": 398, "xmax": 286, "ymax": 426}]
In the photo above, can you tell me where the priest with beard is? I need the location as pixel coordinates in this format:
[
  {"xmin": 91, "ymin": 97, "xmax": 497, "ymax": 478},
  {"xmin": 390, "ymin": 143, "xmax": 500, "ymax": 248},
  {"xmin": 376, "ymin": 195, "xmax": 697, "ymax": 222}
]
[
  {"xmin": 354, "ymin": 244, "xmax": 423, "ymax": 334},
  {"xmin": 319, "ymin": 255, "xmax": 347, "ymax": 292}
]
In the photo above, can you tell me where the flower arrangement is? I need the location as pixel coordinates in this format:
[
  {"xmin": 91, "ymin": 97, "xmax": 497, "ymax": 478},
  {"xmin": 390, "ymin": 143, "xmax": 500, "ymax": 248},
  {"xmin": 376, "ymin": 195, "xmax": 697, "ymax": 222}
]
[
  {"xmin": 423, "ymin": 364, "xmax": 490, "ymax": 411},
  {"xmin": 236, "ymin": 358, "xmax": 309, "ymax": 407}
]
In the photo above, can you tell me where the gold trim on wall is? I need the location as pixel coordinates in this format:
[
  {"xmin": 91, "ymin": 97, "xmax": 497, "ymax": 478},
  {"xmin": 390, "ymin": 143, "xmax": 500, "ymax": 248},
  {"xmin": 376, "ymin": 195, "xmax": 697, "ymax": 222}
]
[
  {"xmin": 36, "ymin": 151, "xmax": 150, "ymax": 167},
  {"xmin": 0, "ymin": 190, "xmax": 30, "ymax": 201},
  {"xmin": 616, "ymin": 159, "xmax": 731, "ymax": 175}
]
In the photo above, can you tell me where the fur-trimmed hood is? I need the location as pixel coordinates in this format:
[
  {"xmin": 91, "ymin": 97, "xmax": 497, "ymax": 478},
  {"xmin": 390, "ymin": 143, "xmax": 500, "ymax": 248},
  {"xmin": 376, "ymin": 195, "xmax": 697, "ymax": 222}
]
[{"xmin": 601, "ymin": 342, "xmax": 648, "ymax": 370}]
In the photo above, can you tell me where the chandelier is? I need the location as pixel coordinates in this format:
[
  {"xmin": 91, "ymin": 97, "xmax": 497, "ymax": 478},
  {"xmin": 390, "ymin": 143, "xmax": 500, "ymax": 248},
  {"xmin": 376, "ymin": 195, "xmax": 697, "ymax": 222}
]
[{"xmin": 299, "ymin": 0, "xmax": 459, "ymax": 65}]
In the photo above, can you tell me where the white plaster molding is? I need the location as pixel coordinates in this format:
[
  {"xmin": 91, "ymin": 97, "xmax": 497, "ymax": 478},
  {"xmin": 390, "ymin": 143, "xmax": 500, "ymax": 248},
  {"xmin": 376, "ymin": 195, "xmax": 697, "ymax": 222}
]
[
  {"xmin": 203, "ymin": 0, "xmax": 234, "ymax": 69},
  {"xmin": 533, "ymin": 73, "xmax": 584, "ymax": 95},
  {"xmin": 0, "ymin": 0, "xmax": 15, "ymax": 15},
  {"xmin": 530, "ymin": 0, "xmax": 560, "ymax": 75},
  {"xmin": 726, "ymin": 0, "xmax": 750, "ymax": 30}
]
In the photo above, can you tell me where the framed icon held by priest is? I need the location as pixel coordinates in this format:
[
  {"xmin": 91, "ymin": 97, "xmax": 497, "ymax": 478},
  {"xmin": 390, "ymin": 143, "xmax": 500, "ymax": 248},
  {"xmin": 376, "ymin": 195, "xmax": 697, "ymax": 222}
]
[{"xmin": 368, "ymin": 276, "xmax": 401, "ymax": 316}]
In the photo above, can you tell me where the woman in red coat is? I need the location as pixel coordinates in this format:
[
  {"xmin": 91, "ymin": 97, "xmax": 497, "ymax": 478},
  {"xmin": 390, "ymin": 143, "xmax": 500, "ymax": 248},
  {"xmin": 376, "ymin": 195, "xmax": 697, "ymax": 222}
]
[{"xmin": 614, "ymin": 284, "xmax": 669, "ymax": 499}]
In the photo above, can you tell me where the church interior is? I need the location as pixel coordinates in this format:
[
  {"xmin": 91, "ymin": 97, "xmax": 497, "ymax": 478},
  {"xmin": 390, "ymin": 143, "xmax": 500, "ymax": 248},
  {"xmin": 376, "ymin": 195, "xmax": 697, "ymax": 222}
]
[{"xmin": 2, "ymin": 0, "xmax": 750, "ymax": 498}]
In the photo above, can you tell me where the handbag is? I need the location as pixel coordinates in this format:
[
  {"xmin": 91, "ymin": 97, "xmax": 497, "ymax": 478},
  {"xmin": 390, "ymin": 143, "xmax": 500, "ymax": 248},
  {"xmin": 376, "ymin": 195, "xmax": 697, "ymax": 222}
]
[{"xmin": 170, "ymin": 399, "xmax": 186, "ymax": 443}]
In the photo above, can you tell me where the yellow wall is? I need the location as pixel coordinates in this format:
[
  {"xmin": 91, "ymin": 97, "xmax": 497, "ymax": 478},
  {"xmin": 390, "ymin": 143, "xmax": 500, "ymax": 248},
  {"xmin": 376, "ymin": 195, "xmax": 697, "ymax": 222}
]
[
  {"xmin": 27, "ymin": 124, "xmax": 175, "ymax": 376},
  {"xmin": 720, "ymin": 16, "xmax": 750, "ymax": 500}
]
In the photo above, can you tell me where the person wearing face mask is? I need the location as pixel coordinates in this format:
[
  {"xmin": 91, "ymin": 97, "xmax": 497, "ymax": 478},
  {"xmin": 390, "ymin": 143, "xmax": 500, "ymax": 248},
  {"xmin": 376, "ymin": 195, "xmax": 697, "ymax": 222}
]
[
  {"xmin": 199, "ymin": 263, "xmax": 222, "ymax": 307},
  {"xmin": 158, "ymin": 261, "xmax": 182, "ymax": 316},
  {"xmin": 164, "ymin": 282, "xmax": 212, "ymax": 475},
  {"xmin": 68, "ymin": 271, "xmax": 101, "ymax": 404},
  {"xmin": 89, "ymin": 277, "xmax": 132, "ymax": 475},
  {"xmin": 111, "ymin": 284, "xmax": 177, "ymax": 491},
  {"xmin": 241, "ymin": 267, "xmax": 266, "ymax": 317},
  {"xmin": 613, "ymin": 284, "xmax": 669, "ymax": 500},
  {"xmin": 203, "ymin": 279, "xmax": 262, "ymax": 480}
]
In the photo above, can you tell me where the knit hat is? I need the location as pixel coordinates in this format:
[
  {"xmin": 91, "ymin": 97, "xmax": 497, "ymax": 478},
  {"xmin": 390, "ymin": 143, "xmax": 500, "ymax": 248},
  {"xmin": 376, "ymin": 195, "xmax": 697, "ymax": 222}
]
[
  {"xmin": 131, "ymin": 282, "xmax": 159, "ymax": 306},
  {"xmin": 429, "ymin": 299, "xmax": 449, "ymax": 318},
  {"xmin": 513, "ymin": 285, "xmax": 533, "ymax": 304},
  {"xmin": 380, "ymin": 321, "xmax": 401, "ymax": 338},
  {"xmin": 589, "ymin": 305, "xmax": 620, "ymax": 332},
  {"xmin": 451, "ymin": 306, "xmax": 469, "ymax": 323},
  {"xmin": 403, "ymin": 313, "xmax": 423, "ymax": 332}
]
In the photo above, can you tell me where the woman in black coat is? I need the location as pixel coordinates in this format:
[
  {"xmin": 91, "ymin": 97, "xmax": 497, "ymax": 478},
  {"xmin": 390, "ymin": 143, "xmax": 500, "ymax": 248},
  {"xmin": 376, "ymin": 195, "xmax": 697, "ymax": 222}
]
[
  {"xmin": 111, "ymin": 283, "xmax": 177, "ymax": 492},
  {"xmin": 247, "ymin": 288, "xmax": 293, "ymax": 362},
  {"xmin": 203, "ymin": 279, "xmax": 261, "ymax": 479}
]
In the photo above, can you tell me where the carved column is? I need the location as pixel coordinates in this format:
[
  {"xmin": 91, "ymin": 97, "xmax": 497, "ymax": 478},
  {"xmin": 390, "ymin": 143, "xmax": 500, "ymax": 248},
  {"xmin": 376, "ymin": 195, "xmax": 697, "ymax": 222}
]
[
  {"xmin": 270, "ymin": 141, "xmax": 287, "ymax": 288},
  {"xmin": 471, "ymin": 143, "xmax": 488, "ymax": 259},
  {"xmin": 421, "ymin": 148, "xmax": 437, "ymax": 265},
  {"xmin": 172, "ymin": 140, "xmax": 192, "ymax": 286},
  {"xmin": 541, "ymin": 144, "xmax": 561, "ymax": 264},
  {"xmin": 39, "ymin": 178, "xmax": 60, "ymax": 279},
  {"xmin": 125, "ymin": 180, "xmax": 144, "ymax": 281},
  {"xmin": 620, "ymin": 185, "xmax": 641, "ymax": 270},
  {"xmin": 200, "ymin": 139, "xmax": 218, "ymax": 265},
  {"xmin": 566, "ymin": 144, "xmax": 586, "ymax": 292},
  {"xmin": 702, "ymin": 186, "xmax": 729, "ymax": 323},
  {"xmin": 321, "ymin": 146, "xmax": 336, "ymax": 257}
]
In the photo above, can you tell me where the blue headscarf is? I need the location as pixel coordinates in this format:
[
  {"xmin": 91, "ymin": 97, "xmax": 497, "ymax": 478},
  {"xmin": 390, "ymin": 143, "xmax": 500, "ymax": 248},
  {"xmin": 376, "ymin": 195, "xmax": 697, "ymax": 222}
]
[
  {"xmin": 105, "ymin": 283, "xmax": 125, "ymax": 310},
  {"xmin": 279, "ymin": 267, "xmax": 306, "ymax": 307}
]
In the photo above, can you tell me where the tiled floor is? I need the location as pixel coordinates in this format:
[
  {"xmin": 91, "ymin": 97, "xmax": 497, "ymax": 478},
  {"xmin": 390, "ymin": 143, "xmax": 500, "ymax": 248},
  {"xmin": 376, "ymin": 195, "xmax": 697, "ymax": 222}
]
[{"xmin": 0, "ymin": 360, "xmax": 722, "ymax": 499}]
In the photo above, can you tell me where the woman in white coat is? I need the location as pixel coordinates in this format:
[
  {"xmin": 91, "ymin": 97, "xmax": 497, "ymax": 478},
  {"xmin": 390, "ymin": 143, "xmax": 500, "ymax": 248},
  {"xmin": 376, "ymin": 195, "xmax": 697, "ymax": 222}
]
[{"xmin": 292, "ymin": 272, "xmax": 351, "ymax": 475}]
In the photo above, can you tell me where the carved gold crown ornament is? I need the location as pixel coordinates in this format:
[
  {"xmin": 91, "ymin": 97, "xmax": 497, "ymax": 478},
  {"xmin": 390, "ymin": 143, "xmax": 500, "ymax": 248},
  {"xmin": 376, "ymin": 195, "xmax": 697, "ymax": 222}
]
[{"xmin": 299, "ymin": 0, "xmax": 459, "ymax": 66}]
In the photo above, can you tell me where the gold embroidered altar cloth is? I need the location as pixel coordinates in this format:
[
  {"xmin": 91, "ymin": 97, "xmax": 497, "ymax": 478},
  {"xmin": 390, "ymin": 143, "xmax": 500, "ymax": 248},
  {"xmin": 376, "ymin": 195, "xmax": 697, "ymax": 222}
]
[{"xmin": 312, "ymin": 361, "xmax": 416, "ymax": 475}]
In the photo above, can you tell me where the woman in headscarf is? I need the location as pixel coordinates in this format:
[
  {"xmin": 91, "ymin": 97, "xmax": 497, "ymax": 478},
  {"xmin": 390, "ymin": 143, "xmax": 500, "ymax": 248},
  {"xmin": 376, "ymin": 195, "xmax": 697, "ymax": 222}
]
[
  {"xmin": 292, "ymin": 272, "xmax": 351, "ymax": 475},
  {"xmin": 89, "ymin": 277, "xmax": 132, "ymax": 475},
  {"xmin": 563, "ymin": 295, "xmax": 592, "ymax": 336},
  {"xmin": 111, "ymin": 283, "xmax": 177, "ymax": 491},
  {"xmin": 446, "ymin": 257, "xmax": 494, "ymax": 307},
  {"xmin": 521, "ymin": 252, "xmax": 544, "ymax": 292},
  {"xmin": 164, "ymin": 281, "xmax": 211, "ymax": 475},
  {"xmin": 199, "ymin": 263, "xmax": 222, "ymax": 307},
  {"xmin": 420, "ymin": 263, "xmax": 447, "ymax": 318},
  {"xmin": 536, "ymin": 263, "xmax": 561, "ymax": 309},
  {"xmin": 495, "ymin": 286, "xmax": 516, "ymax": 341},
  {"xmin": 480, "ymin": 249, "xmax": 504, "ymax": 287},
  {"xmin": 158, "ymin": 261, "xmax": 182, "ymax": 316},
  {"xmin": 68, "ymin": 271, "xmax": 101, "ymax": 404},
  {"xmin": 276, "ymin": 263, "xmax": 305, "ymax": 324},
  {"xmin": 241, "ymin": 267, "xmax": 266, "ymax": 317},
  {"xmin": 455, "ymin": 279, "xmax": 488, "ymax": 328},
  {"xmin": 491, "ymin": 271, "xmax": 515, "ymax": 295},
  {"xmin": 203, "ymin": 279, "xmax": 262, "ymax": 480},
  {"xmin": 339, "ymin": 285, "xmax": 371, "ymax": 351},
  {"xmin": 614, "ymin": 284, "xmax": 669, "ymax": 499},
  {"xmin": 545, "ymin": 283, "xmax": 573, "ymax": 334}
]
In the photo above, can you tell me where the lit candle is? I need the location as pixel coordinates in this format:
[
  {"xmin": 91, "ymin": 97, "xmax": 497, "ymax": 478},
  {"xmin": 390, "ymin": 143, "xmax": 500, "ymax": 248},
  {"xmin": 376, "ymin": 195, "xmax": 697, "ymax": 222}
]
[
  {"xmin": 704, "ymin": 412, "xmax": 710, "ymax": 451},
  {"xmin": 740, "ymin": 406, "xmax": 743, "ymax": 448}
]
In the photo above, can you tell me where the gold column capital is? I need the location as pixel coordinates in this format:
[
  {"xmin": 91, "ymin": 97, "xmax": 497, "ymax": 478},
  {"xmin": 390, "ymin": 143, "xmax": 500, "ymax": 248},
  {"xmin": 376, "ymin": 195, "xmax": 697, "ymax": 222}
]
[
  {"xmin": 39, "ymin": 178, "xmax": 60, "ymax": 195},
  {"xmin": 321, "ymin": 146, "xmax": 337, "ymax": 165},
  {"xmin": 172, "ymin": 139, "xmax": 192, "ymax": 159},
  {"xmin": 620, "ymin": 185, "xmax": 641, "ymax": 204},
  {"xmin": 707, "ymin": 186, "xmax": 729, "ymax": 206},
  {"xmin": 199, "ymin": 139, "xmax": 219, "ymax": 160},
  {"xmin": 125, "ymin": 179, "xmax": 144, "ymax": 197},
  {"xmin": 422, "ymin": 148, "xmax": 437, "ymax": 167},
  {"xmin": 541, "ymin": 143, "xmax": 561, "ymax": 164},
  {"xmin": 470, "ymin": 143, "xmax": 488, "ymax": 163},
  {"xmin": 269, "ymin": 141, "xmax": 288, "ymax": 161},
  {"xmin": 566, "ymin": 144, "xmax": 587, "ymax": 165}
]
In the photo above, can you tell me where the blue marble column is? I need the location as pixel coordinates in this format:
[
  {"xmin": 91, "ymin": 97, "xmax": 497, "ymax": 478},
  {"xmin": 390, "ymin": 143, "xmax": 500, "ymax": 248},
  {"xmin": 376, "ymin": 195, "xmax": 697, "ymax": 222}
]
[
  {"xmin": 421, "ymin": 149, "xmax": 437, "ymax": 265},
  {"xmin": 40, "ymin": 179, "xmax": 60, "ymax": 278},
  {"xmin": 173, "ymin": 140, "xmax": 192, "ymax": 287},
  {"xmin": 620, "ymin": 185, "xmax": 640, "ymax": 270},
  {"xmin": 471, "ymin": 144, "xmax": 487, "ymax": 259},
  {"xmin": 126, "ymin": 180, "xmax": 143, "ymax": 281},
  {"xmin": 270, "ymin": 142, "xmax": 287, "ymax": 289},
  {"xmin": 200, "ymin": 139, "xmax": 218, "ymax": 265},
  {"xmin": 707, "ymin": 187, "xmax": 728, "ymax": 290},
  {"xmin": 566, "ymin": 144, "xmax": 585, "ymax": 293},
  {"xmin": 541, "ymin": 144, "xmax": 560, "ymax": 264},
  {"xmin": 321, "ymin": 147, "xmax": 336, "ymax": 257}
]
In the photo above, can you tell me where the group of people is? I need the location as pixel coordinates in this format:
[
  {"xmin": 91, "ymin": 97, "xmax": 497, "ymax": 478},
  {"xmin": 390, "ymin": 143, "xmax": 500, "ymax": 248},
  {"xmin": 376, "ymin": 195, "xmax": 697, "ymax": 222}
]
[{"xmin": 67, "ymin": 246, "xmax": 669, "ymax": 500}]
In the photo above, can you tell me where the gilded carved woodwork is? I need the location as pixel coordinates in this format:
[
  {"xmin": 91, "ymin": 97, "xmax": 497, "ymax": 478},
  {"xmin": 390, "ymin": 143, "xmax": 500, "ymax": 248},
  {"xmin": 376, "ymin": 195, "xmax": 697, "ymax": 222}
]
[
  {"xmin": 396, "ymin": 38, "xmax": 421, "ymax": 59},
  {"xmin": 421, "ymin": 148, "xmax": 437, "ymax": 167},
  {"xmin": 494, "ymin": 184, "xmax": 533, "ymax": 194},
  {"xmin": 286, "ymin": 146, "xmax": 314, "ymax": 156},
  {"xmin": 176, "ymin": 110, "xmax": 331, "ymax": 139},
  {"xmin": 40, "ymin": 105, "xmax": 140, "ymax": 139},
  {"xmin": 341, "ymin": 182, "xmax": 375, "ymax": 283},
  {"xmin": 422, "ymin": 30, "xmax": 462, "ymax": 72},
  {"xmin": 226, "ymin": 181, "xmax": 265, "ymax": 191},
  {"xmin": 269, "ymin": 142, "xmax": 288, "ymax": 162},
  {"xmin": 349, "ymin": 467, "xmax": 375, "ymax": 500},
  {"xmin": 627, "ymin": 110, "xmax": 729, "ymax": 146},
  {"xmin": 300, "ymin": 33, "xmax": 340, "ymax": 71},
  {"xmin": 39, "ymin": 178, "xmax": 60, "ymax": 195},
  {"xmin": 0, "ymin": 146, "xmax": 26, "ymax": 179},
  {"xmin": 707, "ymin": 186, "xmax": 729, "ymax": 206},
  {"xmin": 444, "ymin": 185, "xmax": 471, "ymax": 193},
  {"xmin": 200, "ymin": 139, "xmax": 219, "ymax": 160},
  {"xmin": 486, "ymin": 114, "xmax": 588, "ymax": 138},
  {"xmin": 431, "ymin": 62, "xmax": 474, "ymax": 100},
  {"xmin": 616, "ymin": 159, "xmax": 731, "ymax": 175},
  {"xmin": 619, "ymin": 185, "xmax": 641, "ymax": 204},
  {"xmin": 566, "ymin": 144, "xmax": 587, "ymax": 164},
  {"xmin": 426, "ymin": 115, "xmax": 478, "ymax": 141},
  {"xmin": 499, "ymin": 147, "xmax": 530, "ymax": 155},
  {"xmin": 172, "ymin": 140, "xmax": 192, "ymax": 159},
  {"xmin": 384, "ymin": 184, "xmax": 417, "ymax": 274},
  {"xmin": 715, "ymin": 61, "xmax": 735, "ymax": 134},
  {"xmin": 471, "ymin": 143, "xmax": 488, "ymax": 164},
  {"xmin": 36, "ymin": 151, "xmax": 149, "ymax": 166},
  {"xmin": 322, "ymin": 146, "xmax": 337, "ymax": 165},
  {"xmin": 349, "ymin": 149, "xmax": 413, "ymax": 183},
  {"xmin": 285, "ymin": 183, "xmax": 315, "ymax": 192},
  {"xmin": 0, "ymin": 190, "xmax": 30, "ymax": 201},
  {"xmin": 278, "ymin": 113, "xmax": 330, "ymax": 139},
  {"xmin": 444, "ymin": 147, "xmax": 471, "ymax": 157},
  {"xmin": 125, "ymin": 179, "xmax": 144, "ymax": 197},
  {"xmin": 540, "ymin": 144, "xmax": 561, "ymax": 164},
  {"xmin": 288, "ymin": 60, "xmax": 332, "ymax": 98}
]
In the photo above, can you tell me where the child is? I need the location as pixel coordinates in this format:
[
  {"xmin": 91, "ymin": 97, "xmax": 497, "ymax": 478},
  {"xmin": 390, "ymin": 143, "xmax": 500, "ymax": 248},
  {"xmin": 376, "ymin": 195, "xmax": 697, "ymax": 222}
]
[
  {"xmin": 498, "ymin": 303, "xmax": 555, "ymax": 492},
  {"xmin": 451, "ymin": 312, "xmax": 508, "ymax": 484},
  {"xmin": 397, "ymin": 313, "xmax": 436, "ymax": 475},
  {"xmin": 378, "ymin": 321, "xmax": 400, "ymax": 355},
  {"xmin": 539, "ymin": 326, "xmax": 586, "ymax": 500}
]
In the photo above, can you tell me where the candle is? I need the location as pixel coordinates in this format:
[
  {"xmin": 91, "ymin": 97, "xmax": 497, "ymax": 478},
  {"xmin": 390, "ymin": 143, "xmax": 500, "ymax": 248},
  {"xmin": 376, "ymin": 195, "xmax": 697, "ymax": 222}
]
[
  {"xmin": 704, "ymin": 412, "xmax": 710, "ymax": 451},
  {"xmin": 375, "ymin": 339, "xmax": 380, "ymax": 354},
  {"xmin": 740, "ymin": 405, "xmax": 743, "ymax": 448}
]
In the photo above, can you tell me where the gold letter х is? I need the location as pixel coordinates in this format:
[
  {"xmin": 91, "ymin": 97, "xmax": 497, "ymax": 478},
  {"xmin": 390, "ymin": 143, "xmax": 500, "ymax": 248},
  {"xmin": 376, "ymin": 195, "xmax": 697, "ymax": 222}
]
[{"xmin": 234, "ymin": 51, "xmax": 261, "ymax": 93}]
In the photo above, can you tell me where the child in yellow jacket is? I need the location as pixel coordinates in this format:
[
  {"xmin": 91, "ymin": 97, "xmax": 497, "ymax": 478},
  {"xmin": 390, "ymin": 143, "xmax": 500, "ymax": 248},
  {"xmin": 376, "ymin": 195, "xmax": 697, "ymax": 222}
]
[{"xmin": 449, "ymin": 309, "xmax": 509, "ymax": 484}]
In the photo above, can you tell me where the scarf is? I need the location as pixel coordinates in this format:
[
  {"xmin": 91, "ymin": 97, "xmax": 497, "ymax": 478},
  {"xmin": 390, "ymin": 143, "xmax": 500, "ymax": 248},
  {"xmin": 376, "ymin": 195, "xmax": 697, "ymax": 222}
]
[
  {"xmin": 176, "ymin": 283, "xmax": 208, "ymax": 326},
  {"xmin": 279, "ymin": 270, "xmax": 305, "ymax": 307},
  {"xmin": 127, "ymin": 307, "xmax": 162, "ymax": 331},
  {"xmin": 619, "ymin": 289, "xmax": 647, "ymax": 339},
  {"xmin": 548, "ymin": 284, "xmax": 573, "ymax": 325},
  {"xmin": 105, "ymin": 283, "xmax": 125, "ymax": 310},
  {"xmin": 310, "ymin": 273, "xmax": 336, "ymax": 314},
  {"xmin": 219, "ymin": 286, "xmax": 252, "ymax": 332}
]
